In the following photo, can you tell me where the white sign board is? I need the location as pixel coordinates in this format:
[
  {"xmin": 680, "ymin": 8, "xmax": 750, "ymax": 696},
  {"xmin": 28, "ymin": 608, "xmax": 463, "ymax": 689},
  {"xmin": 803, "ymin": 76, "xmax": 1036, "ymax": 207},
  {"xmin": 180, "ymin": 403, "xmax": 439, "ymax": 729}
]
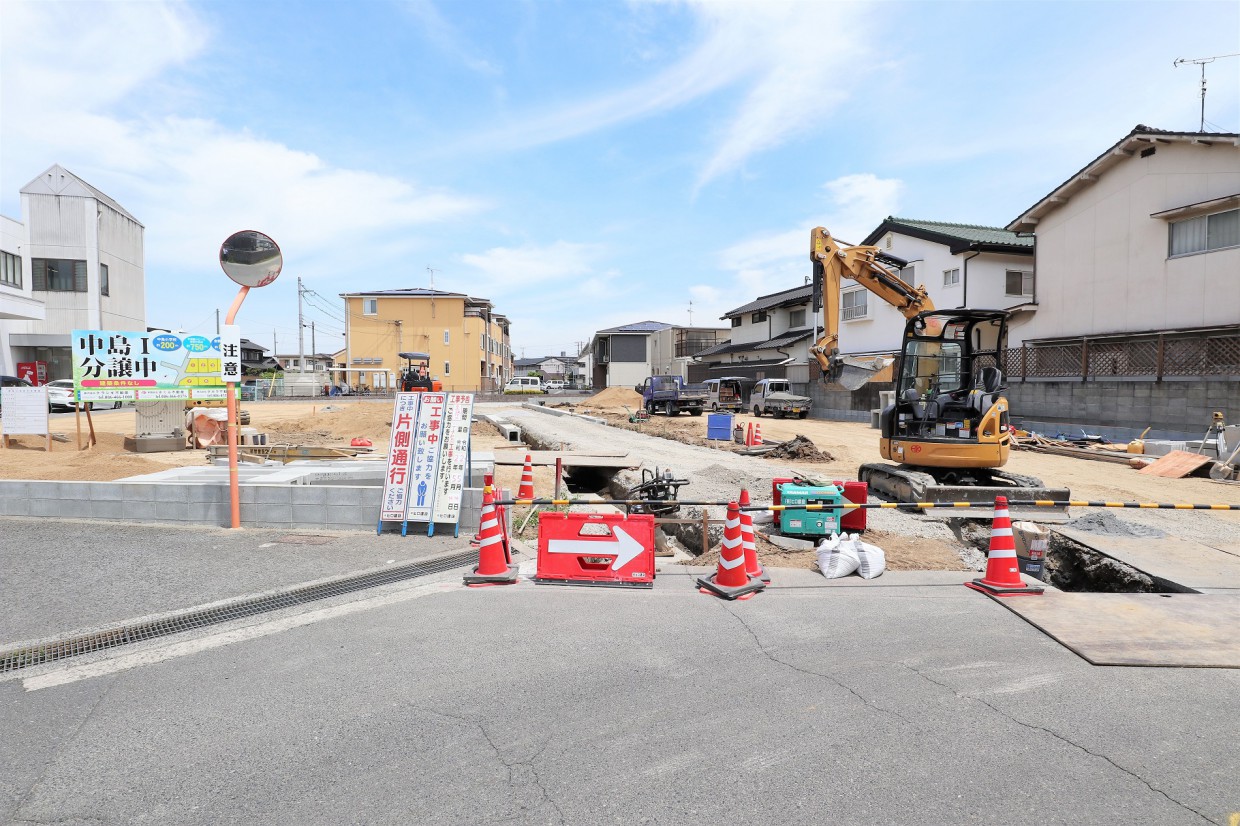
[
  {"xmin": 220, "ymin": 324, "xmax": 242, "ymax": 382},
  {"xmin": 1, "ymin": 386, "xmax": 50, "ymax": 436},
  {"xmin": 405, "ymin": 392, "xmax": 448, "ymax": 523},
  {"xmin": 379, "ymin": 393, "xmax": 422, "ymax": 522},
  {"xmin": 431, "ymin": 392, "xmax": 475, "ymax": 524}
]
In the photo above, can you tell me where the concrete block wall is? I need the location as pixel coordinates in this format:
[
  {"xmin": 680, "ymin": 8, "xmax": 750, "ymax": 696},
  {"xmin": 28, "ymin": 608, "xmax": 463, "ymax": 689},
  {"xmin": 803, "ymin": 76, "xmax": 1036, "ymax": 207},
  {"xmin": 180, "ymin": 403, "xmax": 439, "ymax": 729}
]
[
  {"xmin": 1006, "ymin": 378, "xmax": 1238, "ymax": 441},
  {"xmin": 0, "ymin": 480, "xmax": 484, "ymax": 533},
  {"xmin": 806, "ymin": 381, "xmax": 896, "ymax": 423}
]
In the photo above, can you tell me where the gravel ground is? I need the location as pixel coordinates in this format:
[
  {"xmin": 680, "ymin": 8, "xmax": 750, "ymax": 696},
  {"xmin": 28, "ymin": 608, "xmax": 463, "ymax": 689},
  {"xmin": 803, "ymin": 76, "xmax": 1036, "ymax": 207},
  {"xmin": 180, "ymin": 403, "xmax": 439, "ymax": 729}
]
[{"xmin": 497, "ymin": 404, "xmax": 964, "ymax": 549}]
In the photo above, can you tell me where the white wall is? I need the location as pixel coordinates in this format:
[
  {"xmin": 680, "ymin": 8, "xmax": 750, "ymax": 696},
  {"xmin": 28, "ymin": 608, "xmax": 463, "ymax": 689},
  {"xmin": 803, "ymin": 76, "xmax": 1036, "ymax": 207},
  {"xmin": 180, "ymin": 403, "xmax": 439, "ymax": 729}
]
[
  {"xmin": 1020, "ymin": 141, "xmax": 1240, "ymax": 340},
  {"xmin": 607, "ymin": 361, "xmax": 649, "ymax": 388}
]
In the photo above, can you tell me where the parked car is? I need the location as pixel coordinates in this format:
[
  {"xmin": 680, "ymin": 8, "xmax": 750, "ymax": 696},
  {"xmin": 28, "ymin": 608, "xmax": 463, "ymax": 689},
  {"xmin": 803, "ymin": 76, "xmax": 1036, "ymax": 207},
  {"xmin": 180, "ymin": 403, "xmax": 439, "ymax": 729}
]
[
  {"xmin": 0, "ymin": 374, "xmax": 33, "ymax": 413},
  {"xmin": 503, "ymin": 376, "xmax": 546, "ymax": 394},
  {"xmin": 545, "ymin": 380, "xmax": 567, "ymax": 392},
  {"xmin": 46, "ymin": 379, "xmax": 122, "ymax": 411}
]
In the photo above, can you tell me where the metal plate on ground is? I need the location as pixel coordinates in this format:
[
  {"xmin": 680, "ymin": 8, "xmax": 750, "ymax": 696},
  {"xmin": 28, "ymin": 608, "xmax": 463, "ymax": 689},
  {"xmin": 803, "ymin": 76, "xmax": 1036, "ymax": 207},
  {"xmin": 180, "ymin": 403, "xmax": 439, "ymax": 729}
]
[
  {"xmin": 1054, "ymin": 528, "xmax": 1240, "ymax": 591},
  {"xmin": 995, "ymin": 591, "xmax": 1240, "ymax": 668}
]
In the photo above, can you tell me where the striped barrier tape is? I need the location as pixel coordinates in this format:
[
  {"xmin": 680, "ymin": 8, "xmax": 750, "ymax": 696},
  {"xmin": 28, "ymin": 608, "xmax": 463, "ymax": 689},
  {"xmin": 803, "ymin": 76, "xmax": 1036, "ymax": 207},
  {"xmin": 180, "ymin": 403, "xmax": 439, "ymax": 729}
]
[{"xmin": 494, "ymin": 498, "xmax": 1240, "ymax": 511}]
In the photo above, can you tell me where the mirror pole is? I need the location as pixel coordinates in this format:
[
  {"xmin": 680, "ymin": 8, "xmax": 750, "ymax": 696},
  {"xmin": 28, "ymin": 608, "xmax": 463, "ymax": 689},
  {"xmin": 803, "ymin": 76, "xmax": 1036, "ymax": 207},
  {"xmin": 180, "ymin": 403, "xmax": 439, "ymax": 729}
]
[{"xmin": 225, "ymin": 286, "xmax": 250, "ymax": 529}]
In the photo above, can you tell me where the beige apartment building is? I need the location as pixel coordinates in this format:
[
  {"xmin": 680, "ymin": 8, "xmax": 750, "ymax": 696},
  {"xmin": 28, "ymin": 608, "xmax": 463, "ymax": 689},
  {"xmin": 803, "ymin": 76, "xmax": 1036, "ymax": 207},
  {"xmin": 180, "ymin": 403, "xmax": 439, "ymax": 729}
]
[{"xmin": 339, "ymin": 288, "xmax": 512, "ymax": 392}]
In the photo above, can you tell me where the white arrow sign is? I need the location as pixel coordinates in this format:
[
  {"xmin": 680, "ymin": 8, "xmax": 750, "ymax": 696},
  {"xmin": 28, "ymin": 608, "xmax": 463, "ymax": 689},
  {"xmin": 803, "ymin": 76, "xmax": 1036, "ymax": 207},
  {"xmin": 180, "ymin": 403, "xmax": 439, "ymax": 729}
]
[{"xmin": 548, "ymin": 527, "xmax": 645, "ymax": 571}]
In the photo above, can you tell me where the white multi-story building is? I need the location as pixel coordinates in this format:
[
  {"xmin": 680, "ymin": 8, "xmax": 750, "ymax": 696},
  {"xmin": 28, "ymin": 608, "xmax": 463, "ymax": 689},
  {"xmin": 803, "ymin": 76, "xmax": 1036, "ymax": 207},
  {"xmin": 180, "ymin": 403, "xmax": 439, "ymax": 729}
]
[
  {"xmin": 0, "ymin": 165, "xmax": 145, "ymax": 378},
  {"xmin": 850, "ymin": 218, "xmax": 1035, "ymax": 351},
  {"xmin": 1006, "ymin": 124, "xmax": 1239, "ymax": 341}
]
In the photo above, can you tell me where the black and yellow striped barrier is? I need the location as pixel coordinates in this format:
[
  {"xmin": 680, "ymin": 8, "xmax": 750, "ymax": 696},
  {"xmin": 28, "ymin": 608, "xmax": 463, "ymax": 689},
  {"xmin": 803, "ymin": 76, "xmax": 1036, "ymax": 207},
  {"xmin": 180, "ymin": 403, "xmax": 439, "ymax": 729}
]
[{"xmin": 493, "ymin": 497, "xmax": 1240, "ymax": 512}]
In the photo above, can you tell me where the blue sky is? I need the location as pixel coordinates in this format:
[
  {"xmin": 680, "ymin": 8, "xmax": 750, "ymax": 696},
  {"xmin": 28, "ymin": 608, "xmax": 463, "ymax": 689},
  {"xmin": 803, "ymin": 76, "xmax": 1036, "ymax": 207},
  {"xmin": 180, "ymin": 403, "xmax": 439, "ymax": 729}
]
[{"xmin": 3, "ymin": 0, "xmax": 1237, "ymax": 359}]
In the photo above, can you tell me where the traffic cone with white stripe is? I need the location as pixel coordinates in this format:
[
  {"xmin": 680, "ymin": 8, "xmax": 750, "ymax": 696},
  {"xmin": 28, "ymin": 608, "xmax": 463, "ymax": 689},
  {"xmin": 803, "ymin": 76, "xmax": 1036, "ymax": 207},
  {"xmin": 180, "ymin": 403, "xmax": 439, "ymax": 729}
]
[
  {"xmin": 471, "ymin": 473, "xmax": 496, "ymax": 547},
  {"xmin": 745, "ymin": 422, "xmax": 755, "ymax": 447},
  {"xmin": 753, "ymin": 423, "xmax": 763, "ymax": 445},
  {"xmin": 964, "ymin": 496, "xmax": 1043, "ymax": 596},
  {"xmin": 698, "ymin": 501, "xmax": 765, "ymax": 600},
  {"xmin": 464, "ymin": 485, "xmax": 519, "ymax": 587},
  {"xmin": 517, "ymin": 454, "xmax": 535, "ymax": 501},
  {"xmin": 739, "ymin": 487, "xmax": 770, "ymax": 583}
]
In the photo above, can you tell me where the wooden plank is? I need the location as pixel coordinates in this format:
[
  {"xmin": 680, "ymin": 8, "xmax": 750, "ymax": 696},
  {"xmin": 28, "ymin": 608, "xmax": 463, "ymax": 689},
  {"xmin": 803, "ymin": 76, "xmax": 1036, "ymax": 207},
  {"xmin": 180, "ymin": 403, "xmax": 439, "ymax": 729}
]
[
  {"xmin": 1054, "ymin": 527, "xmax": 1240, "ymax": 591},
  {"xmin": 995, "ymin": 591, "xmax": 1240, "ymax": 668},
  {"xmin": 1136, "ymin": 449, "xmax": 1213, "ymax": 478}
]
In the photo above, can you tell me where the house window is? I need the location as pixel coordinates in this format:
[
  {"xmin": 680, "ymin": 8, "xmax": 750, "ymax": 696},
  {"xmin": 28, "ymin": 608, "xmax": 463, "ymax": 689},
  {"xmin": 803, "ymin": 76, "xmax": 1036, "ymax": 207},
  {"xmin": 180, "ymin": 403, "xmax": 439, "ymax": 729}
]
[
  {"xmin": 363, "ymin": 298, "xmax": 378, "ymax": 315},
  {"xmin": 100, "ymin": 263, "xmax": 109, "ymax": 296},
  {"xmin": 444, "ymin": 330, "xmax": 450, "ymax": 345},
  {"xmin": 443, "ymin": 361, "xmax": 450, "ymax": 375},
  {"xmin": 943, "ymin": 268, "xmax": 960, "ymax": 287},
  {"xmin": 788, "ymin": 308, "xmax": 807, "ymax": 327},
  {"xmin": 751, "ymin": 310, "xmax": 768, "ymax": 323},
  {"xmin": 0, "ymin": 251, "xmax": 20, "ymax": 288},
  {"xmin": 1006, "ymin": 270, "xmax": 1034, "ymax": 297},
  {"xmin": 1169, "ymin": 208, "xmax": 1240, "ymax": 257},
  {"xmin": 731, "ymin": 316, "xmax": 742, "ymax": 328},
  {"xmin": 842, "ymin": 290, "xmax": 868, "ymax": 320},
  {"xmin": 32, "ymin": 259, "xmax": 86, "ymax": 292}
]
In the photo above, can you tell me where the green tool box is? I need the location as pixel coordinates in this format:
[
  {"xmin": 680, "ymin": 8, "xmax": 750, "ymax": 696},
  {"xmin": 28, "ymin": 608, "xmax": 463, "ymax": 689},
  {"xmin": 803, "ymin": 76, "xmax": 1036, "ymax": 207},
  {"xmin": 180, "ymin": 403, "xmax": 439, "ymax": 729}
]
[{"xmin": 776, "ymin": 482, "xmax": 844, "ymax": 537}]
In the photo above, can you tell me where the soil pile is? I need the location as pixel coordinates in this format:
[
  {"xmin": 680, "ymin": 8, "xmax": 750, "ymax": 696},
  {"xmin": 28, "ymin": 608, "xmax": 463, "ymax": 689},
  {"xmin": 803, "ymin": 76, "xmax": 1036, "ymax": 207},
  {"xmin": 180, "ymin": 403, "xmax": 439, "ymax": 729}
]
[
  {"xmin": 691, "ymin": 527, "xmax": 965, "ymax": 571},
  {"xmin": 763, "ymin": 435, "xmax": 834, "ymax": 461},
  {"xmin": 581, "ymin": 387, "xmax": 643, "ymax": 411}
]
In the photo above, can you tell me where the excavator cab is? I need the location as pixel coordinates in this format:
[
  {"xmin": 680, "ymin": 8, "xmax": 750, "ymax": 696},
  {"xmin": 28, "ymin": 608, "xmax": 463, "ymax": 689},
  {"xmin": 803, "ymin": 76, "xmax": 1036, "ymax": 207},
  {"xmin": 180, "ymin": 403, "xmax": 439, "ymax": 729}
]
[{"xmin": 880, "ymin": 309, "xmax": 1012, "ymax": 468}]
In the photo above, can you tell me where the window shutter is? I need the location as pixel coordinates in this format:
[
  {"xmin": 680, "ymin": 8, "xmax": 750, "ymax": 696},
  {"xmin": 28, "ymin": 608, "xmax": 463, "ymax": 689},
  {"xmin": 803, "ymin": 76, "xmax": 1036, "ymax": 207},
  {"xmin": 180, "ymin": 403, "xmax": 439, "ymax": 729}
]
[
  {"xmin": 33, "ymin": 259, "xmax": 46, "ymax": 291},
  {"xmin": 74, "ymin": 261, "xmax": 87, "ymax": 292}
]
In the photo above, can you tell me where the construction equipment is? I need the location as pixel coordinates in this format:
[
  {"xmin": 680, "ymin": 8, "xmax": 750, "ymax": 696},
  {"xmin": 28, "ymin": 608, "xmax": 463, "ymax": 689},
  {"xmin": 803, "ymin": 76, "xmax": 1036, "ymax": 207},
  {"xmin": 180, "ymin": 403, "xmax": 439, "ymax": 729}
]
[
  {"xmin": 399, "ymin": 351, "xmax": 442, "ymax": 392},
  {"xmin": 622, "ymin": 405, "xmax": 650, "ymax": 424},
  {"xmin": 625, "ymin": 467, "xmax": 689, "ymax": 516},
  {"xmin": 809, "ymin": 226, "xmax": 1068, "ymax": 514}
]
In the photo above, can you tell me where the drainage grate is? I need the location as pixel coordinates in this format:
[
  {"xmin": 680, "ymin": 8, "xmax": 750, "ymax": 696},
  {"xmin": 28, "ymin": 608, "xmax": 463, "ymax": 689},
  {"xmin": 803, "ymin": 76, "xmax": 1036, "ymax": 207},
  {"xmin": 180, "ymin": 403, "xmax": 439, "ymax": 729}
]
[{"xmin": 1, "ymin": 549, "xmax": 478, "ymax": 675}]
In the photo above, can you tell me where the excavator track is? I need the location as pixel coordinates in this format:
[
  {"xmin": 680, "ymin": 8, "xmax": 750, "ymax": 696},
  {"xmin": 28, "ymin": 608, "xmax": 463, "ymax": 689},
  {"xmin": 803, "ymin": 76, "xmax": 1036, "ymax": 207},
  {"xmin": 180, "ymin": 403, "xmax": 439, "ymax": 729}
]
[{"xmin": 857, "ymin": 462, "xmax": 1071, "ymax": 521}]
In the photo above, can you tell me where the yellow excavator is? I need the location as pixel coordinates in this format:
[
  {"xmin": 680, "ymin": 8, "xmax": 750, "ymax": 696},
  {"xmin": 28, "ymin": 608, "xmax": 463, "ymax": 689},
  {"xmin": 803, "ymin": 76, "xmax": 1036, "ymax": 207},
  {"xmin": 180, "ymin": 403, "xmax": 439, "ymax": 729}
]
[{"xmin": 809, "ymin": 226, "xmax": 1066, "ymax": 512}]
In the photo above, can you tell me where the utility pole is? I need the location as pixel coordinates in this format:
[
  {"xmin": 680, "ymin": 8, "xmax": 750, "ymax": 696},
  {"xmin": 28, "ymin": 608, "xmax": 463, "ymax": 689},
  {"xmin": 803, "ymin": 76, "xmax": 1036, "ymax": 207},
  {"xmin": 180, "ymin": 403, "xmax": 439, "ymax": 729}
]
[
  {"xmin": 273, "ymin": 329, "xmax": 277, "ymax": 371},
  {"xmin": 297, "ymin": 277, "xmax": 306, "ymax": 372},
  {"xmin": 215, "ymin": 309, "xmax": 220, "ymax": 335},
  {"xmin": 310, "ymin": 321, "xmax": 316, "ymax": 358},
  {"xmin": 1174, "ymin": 53, "xmax": 1240, "ymax": 131}
]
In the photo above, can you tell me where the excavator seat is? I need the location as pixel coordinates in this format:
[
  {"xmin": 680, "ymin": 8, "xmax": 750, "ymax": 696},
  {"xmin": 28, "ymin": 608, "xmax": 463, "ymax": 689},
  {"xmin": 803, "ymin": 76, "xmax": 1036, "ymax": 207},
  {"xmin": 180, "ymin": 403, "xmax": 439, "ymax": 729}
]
[{"xmin": 968, "ymin": 366, "xmax": 1004, "ymax": 417}]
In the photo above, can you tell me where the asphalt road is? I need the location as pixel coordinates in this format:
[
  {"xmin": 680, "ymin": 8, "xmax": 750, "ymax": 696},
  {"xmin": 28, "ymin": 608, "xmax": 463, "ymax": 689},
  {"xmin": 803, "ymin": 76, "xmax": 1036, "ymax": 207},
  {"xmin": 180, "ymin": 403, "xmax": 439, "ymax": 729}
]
[{"xmin": 2, "ymin": 520, "xmax": 1237, "ymax": 825}]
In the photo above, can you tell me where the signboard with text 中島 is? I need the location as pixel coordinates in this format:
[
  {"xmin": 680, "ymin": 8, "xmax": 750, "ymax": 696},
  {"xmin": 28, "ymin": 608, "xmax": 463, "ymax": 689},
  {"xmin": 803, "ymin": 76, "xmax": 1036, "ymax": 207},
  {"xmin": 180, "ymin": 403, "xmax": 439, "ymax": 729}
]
[{"xmin": 71, "ymin": 329, "xmax": 236, "ymax": 402}]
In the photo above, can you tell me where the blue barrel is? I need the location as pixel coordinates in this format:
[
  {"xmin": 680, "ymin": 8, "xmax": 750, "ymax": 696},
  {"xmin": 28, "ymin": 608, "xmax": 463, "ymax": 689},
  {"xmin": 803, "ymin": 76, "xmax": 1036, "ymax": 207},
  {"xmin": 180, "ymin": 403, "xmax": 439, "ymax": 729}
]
[{"xmin": 707, "ymin": 413, "xmax": 734, "ymax": 440}]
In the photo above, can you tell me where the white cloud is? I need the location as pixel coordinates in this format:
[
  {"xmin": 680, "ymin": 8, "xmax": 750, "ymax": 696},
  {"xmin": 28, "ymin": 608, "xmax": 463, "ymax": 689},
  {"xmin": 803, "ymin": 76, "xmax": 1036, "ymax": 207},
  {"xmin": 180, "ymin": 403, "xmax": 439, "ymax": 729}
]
[
  {"xmin": 465, "ymin": 0, "xmax": 877, "ymax": 189},
  {"xmin": 400, "ymin": 0, "xmax": 500, "ymax": 76},
  {"xmin": 459, "ymin": 240, "xmax": 605, "ymax": 288},
  {"xmin": 701, "ymin": 172, "xmax": 903, "ymax": 310}
]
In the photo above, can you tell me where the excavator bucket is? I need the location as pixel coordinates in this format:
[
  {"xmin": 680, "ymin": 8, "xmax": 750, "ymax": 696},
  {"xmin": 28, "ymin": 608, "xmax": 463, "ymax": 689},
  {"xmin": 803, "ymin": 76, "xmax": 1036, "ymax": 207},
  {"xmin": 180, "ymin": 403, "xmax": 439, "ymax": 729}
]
[{"xmin": 836, "ymin": 364, "xmax": 881, "ymax": 391}]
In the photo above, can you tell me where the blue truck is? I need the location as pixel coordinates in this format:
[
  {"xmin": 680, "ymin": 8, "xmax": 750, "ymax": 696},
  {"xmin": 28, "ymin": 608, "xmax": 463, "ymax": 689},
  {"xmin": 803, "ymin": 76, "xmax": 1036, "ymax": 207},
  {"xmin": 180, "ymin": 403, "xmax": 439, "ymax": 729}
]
[{"xmin": 635, "ymin": 375, "xmax": 708, "ymax": 417}]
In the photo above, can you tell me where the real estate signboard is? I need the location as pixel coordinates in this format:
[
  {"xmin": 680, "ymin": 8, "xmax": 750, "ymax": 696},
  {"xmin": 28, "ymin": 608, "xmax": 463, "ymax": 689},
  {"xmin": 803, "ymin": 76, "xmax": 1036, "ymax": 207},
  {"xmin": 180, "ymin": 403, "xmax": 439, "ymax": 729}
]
[{"xmin": 71, "ymin": 329, "xmax": 236, "ymax": 402}]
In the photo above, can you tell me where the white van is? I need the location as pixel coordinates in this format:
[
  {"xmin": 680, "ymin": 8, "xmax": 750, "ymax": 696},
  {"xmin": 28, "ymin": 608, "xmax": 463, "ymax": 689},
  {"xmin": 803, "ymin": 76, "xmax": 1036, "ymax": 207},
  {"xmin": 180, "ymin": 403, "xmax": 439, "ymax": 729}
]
[{"xmin": 503, "ymin": 376, "xmax": 545, "ymax": 394}]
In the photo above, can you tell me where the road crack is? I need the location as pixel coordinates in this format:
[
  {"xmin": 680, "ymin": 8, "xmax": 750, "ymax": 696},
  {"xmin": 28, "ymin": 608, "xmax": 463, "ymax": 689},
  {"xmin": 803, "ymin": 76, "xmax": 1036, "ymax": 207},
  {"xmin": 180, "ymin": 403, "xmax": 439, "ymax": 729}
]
[
  {"xmin": 902, "ymin": 664, "xmax": 1215, "ymax": 824},
  {"xmin": 719, "ymin": 602, "xmax": 918, "ymax": 726}
]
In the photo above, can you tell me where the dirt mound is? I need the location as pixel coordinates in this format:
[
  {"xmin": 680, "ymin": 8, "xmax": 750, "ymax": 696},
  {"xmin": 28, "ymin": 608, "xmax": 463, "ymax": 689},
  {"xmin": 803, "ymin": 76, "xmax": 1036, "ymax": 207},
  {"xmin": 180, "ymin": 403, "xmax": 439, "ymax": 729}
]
[
  {"xmin": 763, "ymin": 435, "xmax": 834, "ymax": 461},
  {"xmin": 582, "ymin": 386, "xmax": 643, "ymax": 411},
  {"xmin": 691, "ymin": 528, "xmax": 965, "ymax": 572}
]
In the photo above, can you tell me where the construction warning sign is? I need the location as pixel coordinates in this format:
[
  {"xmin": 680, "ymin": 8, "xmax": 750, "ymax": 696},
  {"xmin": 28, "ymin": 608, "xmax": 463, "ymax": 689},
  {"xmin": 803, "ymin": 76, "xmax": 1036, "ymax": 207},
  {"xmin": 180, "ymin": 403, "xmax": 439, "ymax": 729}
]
[
  {"xmin": 380, "ymin": 393, "xmax": 422, "ymax": 522},
  {"xmin": 430, "ymin": 392, "xmax": 475, "ymax": 524}
]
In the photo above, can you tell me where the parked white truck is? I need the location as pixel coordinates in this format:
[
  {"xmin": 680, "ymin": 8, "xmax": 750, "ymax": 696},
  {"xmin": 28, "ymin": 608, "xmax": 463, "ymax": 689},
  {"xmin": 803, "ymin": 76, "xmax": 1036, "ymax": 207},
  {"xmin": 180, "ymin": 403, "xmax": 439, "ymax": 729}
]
[{"xmin": 750, "ymin": 378, "xmax": 812, "ymax": 419}]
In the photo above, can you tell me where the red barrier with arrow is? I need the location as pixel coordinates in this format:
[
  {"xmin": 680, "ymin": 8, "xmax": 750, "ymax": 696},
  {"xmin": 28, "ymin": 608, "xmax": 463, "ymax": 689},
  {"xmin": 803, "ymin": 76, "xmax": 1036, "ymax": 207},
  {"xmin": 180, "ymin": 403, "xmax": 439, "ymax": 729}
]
[{"xmin": 535, "ymin": 512, "xmax": 656, "ymax": 588}]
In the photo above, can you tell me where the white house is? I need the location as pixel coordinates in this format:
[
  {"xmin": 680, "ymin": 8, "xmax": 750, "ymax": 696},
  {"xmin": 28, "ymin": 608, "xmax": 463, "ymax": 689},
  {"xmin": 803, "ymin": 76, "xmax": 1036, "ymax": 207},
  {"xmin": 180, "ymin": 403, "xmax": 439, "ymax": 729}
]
[
  {"xmin": 0, "ymin": 165, "xmax": 145, "ymax": 379},
  {"xmin": 1007, "ymin": 124, "xmax": 1240, "ymax": 341},
  {"xmin": 695, "ymin": 285, "xmax": 815, "ymax": 380},
  {"xmin": 852, "ymin": 218, "xmax": 1036, "ymax": 350}
]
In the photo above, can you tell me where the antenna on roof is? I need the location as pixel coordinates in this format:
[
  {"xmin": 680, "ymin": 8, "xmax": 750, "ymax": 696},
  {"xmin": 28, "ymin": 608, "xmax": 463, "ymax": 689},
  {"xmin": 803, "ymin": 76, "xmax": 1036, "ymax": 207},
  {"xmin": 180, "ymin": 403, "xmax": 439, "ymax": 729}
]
[
  {"xmin": 1173, "ymin": 53, "xmax": 1240, "ymax": 132},
  {"xmin": 687, "ymin": 300, "xmax": 693, "ymax": 326}
]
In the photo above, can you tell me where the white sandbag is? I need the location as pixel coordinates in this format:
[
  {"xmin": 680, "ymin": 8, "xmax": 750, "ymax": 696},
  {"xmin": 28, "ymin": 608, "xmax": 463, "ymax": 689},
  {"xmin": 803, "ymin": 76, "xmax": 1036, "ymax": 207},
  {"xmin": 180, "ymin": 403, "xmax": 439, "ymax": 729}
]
[
  {"xmin": 852, "ymin": 536, "xmax": 886, "ymax": 579},
  {"xmin": 816, "ymin": 533, "xmax": 860, "ymax": 578}
]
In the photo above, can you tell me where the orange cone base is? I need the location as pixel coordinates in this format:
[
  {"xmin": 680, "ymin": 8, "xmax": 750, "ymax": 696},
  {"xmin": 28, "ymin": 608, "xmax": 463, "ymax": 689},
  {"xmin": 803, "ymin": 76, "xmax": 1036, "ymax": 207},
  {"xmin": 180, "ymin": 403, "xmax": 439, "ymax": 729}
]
[
  {"xmin": 964, "ymin": 578, "xmax": 1044, "ymax": 597},
  {"xmin": 697, "ymin": 572, "xmax": 765, "ymax": 600},
  {"xmin": 463, "ymin": 564, "xmax": 519, "ymax": 586}
]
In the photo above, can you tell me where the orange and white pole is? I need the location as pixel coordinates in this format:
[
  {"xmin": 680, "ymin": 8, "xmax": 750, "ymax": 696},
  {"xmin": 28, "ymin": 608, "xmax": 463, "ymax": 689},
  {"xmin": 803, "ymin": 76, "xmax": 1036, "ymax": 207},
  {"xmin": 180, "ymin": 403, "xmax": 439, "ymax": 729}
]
[{"xmin": 224, "ymin": 286, "xmax": 250, "ymax": 529}]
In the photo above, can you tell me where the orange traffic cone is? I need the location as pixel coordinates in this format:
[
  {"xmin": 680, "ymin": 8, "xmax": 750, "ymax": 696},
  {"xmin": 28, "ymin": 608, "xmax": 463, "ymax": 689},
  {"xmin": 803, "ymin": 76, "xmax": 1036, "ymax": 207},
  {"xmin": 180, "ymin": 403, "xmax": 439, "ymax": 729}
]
[
  {"xmin": 464, "ymin": 486, "xmax": 518, "ymax": 587},
  {"xmin": 698, "ymin": 501, "xmax": 765, "ymax": 600},
  {"xmin": 517, "ymin": 454, "xmax": 535, "ymax": 501},
  {"xmin": 738, "ymin": 488, "xmax": 770, "ymax": 583},
  {"xmin": 753, "ymin": 423, "xmax": 763, "ymax": 445},
  {"xmin": 745, "ymin": 422, "xmax": 754, "ymax": 447},
  {"xmin": 964, "ymin": 496, "xmax": 1043, "ymax": 596}
]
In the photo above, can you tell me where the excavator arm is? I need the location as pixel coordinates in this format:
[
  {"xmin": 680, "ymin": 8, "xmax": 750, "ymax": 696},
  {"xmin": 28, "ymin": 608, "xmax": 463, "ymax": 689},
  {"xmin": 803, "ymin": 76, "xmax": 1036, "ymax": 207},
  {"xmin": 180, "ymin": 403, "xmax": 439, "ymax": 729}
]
[{"xmin": 808, "ymin": 226, "xmax": 934, "ymax": 388}]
